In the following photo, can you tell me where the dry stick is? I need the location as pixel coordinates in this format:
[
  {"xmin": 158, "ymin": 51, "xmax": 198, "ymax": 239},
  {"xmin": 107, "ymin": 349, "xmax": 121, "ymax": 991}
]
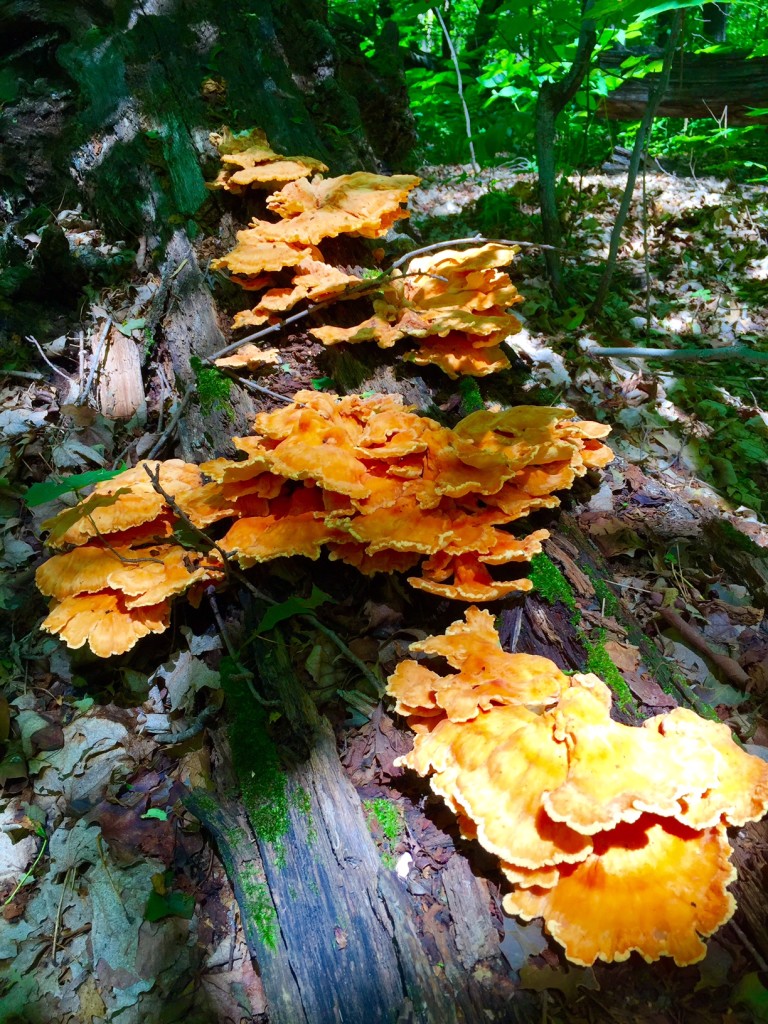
[
  {"xmin": 79, "ymin": 317, "xmax": 112, "ymax": 403},
  {"xmin": 25, "ymin": 334, "xmax": 73, "ymax": 382},
  {"xmin": 218, "ymin": 369, "xmax": 294, "ymax": 405},
  {"xmin": 142, "ymin": 464, "xmax": 232, "ymax": 585},
  {"xmin": 434, "ymin": 4, "xmax": 479, "ymax": 173},
  {"xmin": 656, "ymin": 606, "xmax": 750, "ymax": 689},
  {"xmin": 587, "ymin": 345, "xmax": 768, "ymax": 363},
  {"xmin": 729, "ymin": 918, "xmax": 768, "ymax": 975},
  {"xmin": 592, "ymin": 11, "xmax": 683, "ymax": 312},
  {"xmin": 389, "ymin": 236, "xmax": 557, "ymax": 272},
  {"xmin": 145, "ymin": 391, "xmax": 193, "ymax": 460},
  {"xmin": 154, "ymin": 703, "xmax": 220, "ymax": 745}
]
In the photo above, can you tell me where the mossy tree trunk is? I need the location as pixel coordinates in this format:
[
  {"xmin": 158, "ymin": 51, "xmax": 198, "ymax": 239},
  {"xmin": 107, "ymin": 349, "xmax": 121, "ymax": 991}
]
[{"xmin": 0, "ymin": 0, "xmax": 414, "ymax": 424}]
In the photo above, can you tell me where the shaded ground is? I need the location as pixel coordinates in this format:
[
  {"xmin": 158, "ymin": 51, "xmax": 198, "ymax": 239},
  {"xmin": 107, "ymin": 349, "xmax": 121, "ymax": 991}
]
[{"xmin": 2, "ymin": 165, "xmax": 768, "ymax": 1023}]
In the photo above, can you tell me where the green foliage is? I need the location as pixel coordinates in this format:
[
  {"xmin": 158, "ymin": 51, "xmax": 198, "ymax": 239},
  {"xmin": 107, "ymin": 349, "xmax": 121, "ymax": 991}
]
[
  {"xmin": 331, "ymin": 0, "xmax": 768, "ymax": 176},
  {"xmin": 458, "ymin": 377, "xmax": 484, "ymax": 414},
  {"xmin": 583, "ymin": 565, "xmax": 620, "ymax": 617},
  {"xmin": 144, "ymin": 880, "xmax": 195, "ymax": 922},
  {"xmin": 363, "ymin": 797, "xmax": 404, "ymax": 869},
  {"xmin": 190, "ymin": 356, "xmax": 233, "ymax": 418},
  {"xmin": 584, "ymin": 630, "xmax": 636, "ymax": 711},
  {"xmin": 23, "ymin": 467, "xmax": 126, "ymax": 508},
  {"xmin": 240, "ymin": 864, "xmax": 278, "ymax": 951},
  {"xmin": 529, "ymin": 553, "xmax": 577, "ymax": 614},
  {"xmin": 256, "ymin": 587, "xmax": 333, "ymax": 634},
  {"xmin": 667, "ymin": 378, "xmax": 768, "ymax": 513},
  {"xmin": 364, "ymin": 798, "xmax": 402, "ymax": 844},
  {"xmin": 221, "ymin": 657, "xmax": 291, "ymax": 864}
]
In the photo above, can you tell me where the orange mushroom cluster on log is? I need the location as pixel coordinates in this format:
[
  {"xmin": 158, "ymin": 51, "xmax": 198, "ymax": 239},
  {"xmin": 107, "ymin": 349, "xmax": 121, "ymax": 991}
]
[
  {"xmin": 207, "ymin": 131, "xmax": 526, "ymax": 376},
  {"xmin": 36, "ymin": 461, "xmax": 226, "ymax": 657},
  {"xmin": 210, "ymin": 149, "xmax": 420, "ymax": 340},
  {"xmin": 36, "ymin": 393, "xmax": 612, "ymax": 656},
  {"xmin": 311, "ymin": 243, "xmax": 524, "ymax": 378},
  {"xmin": 388, "ymin": 607, "xmax": 768, "ymax": 966},
  {"xmin": 207, "ymin": 127, "xmax": 329, "ymax": 194}
]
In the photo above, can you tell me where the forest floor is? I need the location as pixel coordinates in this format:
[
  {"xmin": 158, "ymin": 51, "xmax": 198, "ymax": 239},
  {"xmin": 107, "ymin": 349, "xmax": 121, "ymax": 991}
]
[{"xmin": 2, "ymin": 165, "xmax": 768, "ymax": 1024}]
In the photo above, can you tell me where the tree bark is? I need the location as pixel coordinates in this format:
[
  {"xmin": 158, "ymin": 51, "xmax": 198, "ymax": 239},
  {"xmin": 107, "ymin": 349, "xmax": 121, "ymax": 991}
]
[{"xmin": 534, "ymin": 0, "xmax": 597, "ymax": 302}]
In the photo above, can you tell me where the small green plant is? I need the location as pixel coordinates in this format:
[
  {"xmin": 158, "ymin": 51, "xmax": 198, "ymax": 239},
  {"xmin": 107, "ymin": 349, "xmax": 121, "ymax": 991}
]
[
  {"xmin": 583, "ymin": 565, "xmax": 620, "ymax": 617},
  {"xmin": 584, "ymin": 630, "xmax": 634, "ymax": 712},
  {"xmin": 190, "ymin": 356, "xmax": 233, "ymax": 418},
  {"xmin": 529, "ymin": 553, "xmax": 577, "ymax": 617},
  {"xmin": 363, "ymin": 797, "xmax": 403, "ymax": 869},
  {"xmin": 458, "ymin": 376, "xmax": 484, "ymax": 415}
]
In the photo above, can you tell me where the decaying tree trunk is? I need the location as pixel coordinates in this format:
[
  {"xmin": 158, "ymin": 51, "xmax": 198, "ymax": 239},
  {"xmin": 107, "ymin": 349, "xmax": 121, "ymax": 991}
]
[
  {"xmin": 186, "ymin": 637, "xmax": 509, "ymax": 1024},
  {"xmin": 596, "ymin": 50, "xmax": 768, "ymax": 126}
]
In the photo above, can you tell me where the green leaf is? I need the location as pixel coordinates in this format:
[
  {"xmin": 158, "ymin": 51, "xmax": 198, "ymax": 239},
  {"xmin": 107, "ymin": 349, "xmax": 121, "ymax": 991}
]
[
  {"xmin": 732, "ymin": 973, "xmax": 768, "ymax": 1022},
  {"xmin": 256, "ymin": 587, "xmax": 333, "ymax": 633},
  {"xmin": 588, "ymin": 0, "xmax": 706, "ymax": 23},
  {"xmin": 141, "ymin": 808, "xmax": 169, "ymax": 821},
  {"xmin": 144, "ymin": 890, "xmax": 195, "ymax": 922},
  {"xmin": 23, "ymin": 467, "xmax": 127, "ymax": 507},
  {"xmin": 311, "ymin": 376, "xmax": 336, "ymax": 391},
  {"xmin": 117, "ymin": 318, "xmax": 145, "ymax": 337},
  {"xmin": 42, "ymin": 490, "xmax": 131, "ymax": 544}
]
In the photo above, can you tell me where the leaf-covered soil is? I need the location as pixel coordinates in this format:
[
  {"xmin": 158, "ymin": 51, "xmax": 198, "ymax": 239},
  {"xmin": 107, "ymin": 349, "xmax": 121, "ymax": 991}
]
[{"xmin": 2, "ymin": 166, "xmax": 768, "ymax": 1023}]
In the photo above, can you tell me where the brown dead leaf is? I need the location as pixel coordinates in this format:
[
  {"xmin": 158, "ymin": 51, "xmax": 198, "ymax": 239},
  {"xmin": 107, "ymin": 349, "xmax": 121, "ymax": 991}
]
[
  {"xmin": 603, "ymin": 639, "xmax": 641, "ymax": 674},
  {"xmin": 78, "ymin": 975, "xmax": 107, "ymax": 1021},
  {"xmin": 583, "ymin": 514, "xmax": 644, "ymax": 557}
]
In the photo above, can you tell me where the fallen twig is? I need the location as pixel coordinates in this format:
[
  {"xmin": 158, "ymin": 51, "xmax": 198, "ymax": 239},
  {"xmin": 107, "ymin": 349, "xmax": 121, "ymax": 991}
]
[
  {"xmin": 586, "ymin": 344, "xmax": 768, "ymax": 363},
  {"xmin": 656, "ymin": 606, "xmax": 749, "ymax": 689}
]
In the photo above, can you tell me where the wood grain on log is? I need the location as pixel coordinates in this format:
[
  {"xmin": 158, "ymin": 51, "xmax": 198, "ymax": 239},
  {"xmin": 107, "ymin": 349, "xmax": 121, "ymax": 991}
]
[{"xmin": 596, "ymin": 52, "xmax": 768, "ymax": 125}]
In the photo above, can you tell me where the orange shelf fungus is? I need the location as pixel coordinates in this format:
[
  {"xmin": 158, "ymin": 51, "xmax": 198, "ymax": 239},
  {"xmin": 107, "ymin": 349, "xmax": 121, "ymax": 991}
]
[
  {"xmin": 35, "ymin": 393, "xmax": 609, "ymax": 655},
  {"xmin": 310, "ymin": 243, "xmax": 524, "ymax": 377},
  {"xmin": 212, "ymin": 172, "xmax": 419, "ymax": 281},
  {"xmin": 387, "ymin": 607, "xmax": 768, "ymax": 967},
  {"xmin": 207, "ymin": 128, "xmax": 328, "ymax": 193},
  {"xmin": 503, "ymin": 818, "xmax": 737, "ymax": 967},
  {"xmin": 231, "ymin": 259, "xmax": 362, "ymax": 332},
  {"xmin": 40, "ymin": 592, "xmax": 172, "ymax": 659}
]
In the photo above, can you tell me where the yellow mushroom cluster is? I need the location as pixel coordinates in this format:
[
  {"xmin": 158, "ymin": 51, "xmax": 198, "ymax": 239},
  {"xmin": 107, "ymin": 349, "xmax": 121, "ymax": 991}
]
[
  {"xmin": 388, "ymin": 607, "xmax": 768, "ymax": 966},
  {"xmin": 36, "ymin": 392, "xmax": 612, "ymax": 656},
  {"xmin": 311, "ymin": 243, "xmax": 524, "ymax": 378},
  {"xmin": 209, "ymin": 132, "xmax": 420, "ymax": 349},
  {"xmin": 207, "ymin": 131, "xmax": 526, "ymax": 376}
]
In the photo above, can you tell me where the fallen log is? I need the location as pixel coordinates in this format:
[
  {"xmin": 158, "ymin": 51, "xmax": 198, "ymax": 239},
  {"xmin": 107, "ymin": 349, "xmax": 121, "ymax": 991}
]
[{"xmin": 596, "ymin": 50, "xmax": 768, "ymax": 125}]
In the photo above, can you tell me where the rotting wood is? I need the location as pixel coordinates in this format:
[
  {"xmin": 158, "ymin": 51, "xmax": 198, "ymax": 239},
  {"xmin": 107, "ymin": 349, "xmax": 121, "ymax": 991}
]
[
  {"xmin": 156, "ymin": 230, "xmax": 258, "ymax": 460},
  {"xmin": 596, "ymin": 51, "xmax": 768, "ymax": 125},
  {"xmin": 96, "ymin": 325, "xmax": 146, "ymax": 422},
  {"xmin": 188, "ymin": 631, "xmax": 505, "ymax": 1024}
]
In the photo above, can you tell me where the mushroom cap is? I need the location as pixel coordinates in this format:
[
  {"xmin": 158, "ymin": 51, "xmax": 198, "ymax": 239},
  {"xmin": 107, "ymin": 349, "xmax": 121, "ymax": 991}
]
[
  {"xmin": 232, "ymin": 259, "xmax": 361, "ymax": 332},
  {"xmin": 35, "ymin": 543, "xmax": 224, "ymax": 607},
  {"xmin": 214, "ymin": 345, "xmax": 281, "ymax": 370},
  {"xmin": 265, "ymin": 172, "xmax": 420, "ymax": 241},
  {"xmin": 407, "ymin": 338, "xmax": 511, "ymax": 378},
  {"xmin": 41, "ymin": 591, "xmax": 171, "ymax": 657},
  {"xmin": 402, "ymin": 705, "xmax": 593, "ymax": 868},
  {"xmin": 42, "ymin": 461, "xmax": 203, "ymax": 548},
  {"xmin": 409, "ymin": 553, "xmax": 534, "ymax": 601},
  {"xmin": 220, "ymin": 512, "xmax": 340, "ymax": 567},
  {"xmin": 542, "ymin": 685, "xmax": 721, "ymax": 835},
  {"xmin": 649, "ymin": 707, "xmax": 768, "ymax": 828},
  {"xmin": 208, "ymin": 128, "xmax": 328, "ymax": 192},
  {"xmin": 503, "ymin": 816, "xmax": 737, "ymax": 967},
  {"xmin": 211, "ymin": 235, "xmax": 317, "ymax": 277}
]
